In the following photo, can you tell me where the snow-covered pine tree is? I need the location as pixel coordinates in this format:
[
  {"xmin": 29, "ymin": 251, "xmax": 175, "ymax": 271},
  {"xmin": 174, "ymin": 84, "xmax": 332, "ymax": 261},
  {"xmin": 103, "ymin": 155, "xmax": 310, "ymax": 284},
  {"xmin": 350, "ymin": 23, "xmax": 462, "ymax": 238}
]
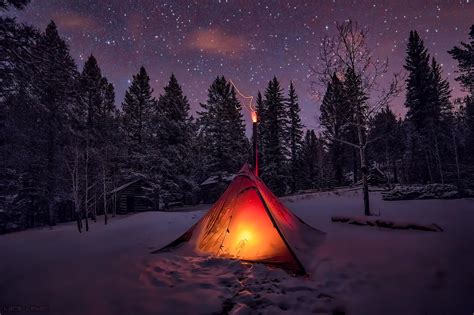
[
  {"xmin": 261, "ymin": 77, "xmax": 288, "ymax": 196},
  {"xmin": 198, "ymin": 76, "xmax": 249, "ymax": 176},
  {"xmin": 155, "ymin": 74, "xmax": 195, "ymax": 207},
  {"xmin": 286, "ymin": 81, "xmax": 304, "ymax": 193},
  {"xmin": 0, "ymin": 16, "xmax": 40, "ymax": 99}
]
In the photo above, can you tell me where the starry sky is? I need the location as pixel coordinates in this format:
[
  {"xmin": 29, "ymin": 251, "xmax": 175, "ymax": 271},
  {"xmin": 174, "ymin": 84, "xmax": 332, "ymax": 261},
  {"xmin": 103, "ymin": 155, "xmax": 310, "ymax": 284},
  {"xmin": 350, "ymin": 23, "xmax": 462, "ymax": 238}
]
[{"xmin": 9, "ymin": 0, "xmax": 474, "ymax": 130}]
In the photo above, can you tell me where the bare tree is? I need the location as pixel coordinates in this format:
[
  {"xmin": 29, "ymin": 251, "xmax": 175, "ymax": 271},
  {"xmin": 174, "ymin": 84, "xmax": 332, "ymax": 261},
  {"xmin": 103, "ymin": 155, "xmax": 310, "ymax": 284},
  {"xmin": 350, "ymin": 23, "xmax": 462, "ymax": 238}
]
[
  {"xmin": 83, "ymin": 138, "xmax": 90, "ymax": 231},
  {"xmin": 310, "ymin": 20, "xmax": 402, "ymax": 215},
  {"xmin": 65, "ymin": 141, "xmax": 83, "ymax": 233}
]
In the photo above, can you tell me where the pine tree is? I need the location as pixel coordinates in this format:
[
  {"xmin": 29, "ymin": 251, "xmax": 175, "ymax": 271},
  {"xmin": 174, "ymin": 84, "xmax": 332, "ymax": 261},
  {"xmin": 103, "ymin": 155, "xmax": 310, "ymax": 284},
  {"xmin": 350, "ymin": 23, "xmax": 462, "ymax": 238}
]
[
  {"xmin": 35, "ymin": 21, "xmax": 79, "ymax": 225},
  {"xmin": 0, "ymin": 0, "xmax": 30, "ymax": 11},
  {"xmin": 97, "ymin": 78, "xmax": 116, "ymax": 224},
  {"xmin": 449, "ymin": 25, "xmax": 474, "ymax": 167},
  {"xmin": 261, "ymin": 77, "xmax": 288, "ymax": 196},
  {"xmin": 448, "ymin": 25, "xmax": 474, "ymax": 95},
  {"xmin": 0, "ymin": 17, "xmax": 40, "ymax": 98},
  {"xmin": 430, "ymin": 58, "xmax": 454, "ymax": 184},
  {"xmin": 198, "ymin": 76, "xmax": 249, "ymax": 176},
  {"xmin": 80, "ymin": 55, "xmax": 104, "ymax": 133},
  {"xmin": 286, "ymin": 81, "xmax": 304, "ymax": 192},
  {"xmin": 464, "ymin": 96, "xmax": 474, "ymax": 161},
  {"xmin": 320, "ymin": 73, "xmax": 349, "ymax": 186},
  {"xmin": 155, "ymin": 74, "xmax": 195, "ymax": 206},
  {"xmin": 121, "ymin": 66, "xmax": 156, "ymax": 175},
  {"xmin": 404, "ymin": 30, "xmax": 446, "ymax": 183},
  {"xmin": 76, "ymin": 55, "xmax": 118, "ymax": 227},
  {"xmin": 404, "ymin": 30, "xmax": 433, "ymax": 132},
  {"xmin": 300, "ymin": 130, "xmax": 324, "ymax": 190},
  {"xmin": 430, "ymin": 58, "xmax": 452, "ymax": 119},
  {"xmin": 368, "ymin": 107, "xmax": 404, "ymax": 185},
  {"xmin": 1, "ymin": 19, "xmax": 83, "ymax": 230},
  {"xmin": 404, "ymin": 30, "xmax": 455, "ymax": 184},
  {"xmin": 79, "ymin": 55, "xmax": 104, "ymax": 226}
]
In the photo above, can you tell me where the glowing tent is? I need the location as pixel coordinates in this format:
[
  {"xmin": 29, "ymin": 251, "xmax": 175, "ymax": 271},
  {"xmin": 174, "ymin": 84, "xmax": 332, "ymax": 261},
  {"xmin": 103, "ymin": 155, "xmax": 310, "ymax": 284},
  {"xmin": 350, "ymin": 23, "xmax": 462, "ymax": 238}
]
[{"xmin": 157, "ymin": 164, "xmax": 325, "ymax": 275}]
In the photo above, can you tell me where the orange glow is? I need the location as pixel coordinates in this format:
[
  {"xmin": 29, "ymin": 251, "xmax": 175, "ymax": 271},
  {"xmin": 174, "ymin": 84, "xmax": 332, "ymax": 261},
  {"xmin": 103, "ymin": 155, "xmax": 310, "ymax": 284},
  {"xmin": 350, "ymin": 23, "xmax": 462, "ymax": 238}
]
[
  {"xmin": 251, "ymin": 111, "xmax": 257, "ymax": 123},
  {"xmin": 198, "ymin": 186, "xmax": 289, "ymax": 261}
]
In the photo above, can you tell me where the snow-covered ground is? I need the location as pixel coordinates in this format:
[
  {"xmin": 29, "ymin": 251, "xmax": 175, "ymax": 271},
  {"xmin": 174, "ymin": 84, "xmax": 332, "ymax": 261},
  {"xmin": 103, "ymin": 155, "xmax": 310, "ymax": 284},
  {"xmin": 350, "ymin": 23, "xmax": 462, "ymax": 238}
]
[{"xmin": 1, "ymin": 189, "xmax": 474, "ymax": 315}]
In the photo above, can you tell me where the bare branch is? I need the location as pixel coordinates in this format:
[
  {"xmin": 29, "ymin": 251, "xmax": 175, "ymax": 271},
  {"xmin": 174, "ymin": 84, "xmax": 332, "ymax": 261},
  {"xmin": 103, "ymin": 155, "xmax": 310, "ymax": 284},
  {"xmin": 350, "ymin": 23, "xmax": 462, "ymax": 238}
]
[{"xmin": 333, "ymin": 137, "xmax": 360, "ymax": 149}]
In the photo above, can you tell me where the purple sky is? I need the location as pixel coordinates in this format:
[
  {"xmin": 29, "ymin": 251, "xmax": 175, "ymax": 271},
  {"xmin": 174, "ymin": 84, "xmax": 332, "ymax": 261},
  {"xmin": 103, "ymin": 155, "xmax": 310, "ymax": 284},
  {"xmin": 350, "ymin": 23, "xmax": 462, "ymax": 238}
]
[{"xmin": 10, "ymin": 0, "xmax": 473, "ymax": 130}]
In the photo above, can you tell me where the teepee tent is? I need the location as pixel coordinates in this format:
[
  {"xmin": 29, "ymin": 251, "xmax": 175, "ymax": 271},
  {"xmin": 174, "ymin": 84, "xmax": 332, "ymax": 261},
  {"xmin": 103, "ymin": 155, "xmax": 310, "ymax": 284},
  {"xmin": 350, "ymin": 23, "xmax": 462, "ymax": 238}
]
[{"xmin": 157, "ymin": 164, "xmax": 325, "ymax": 275}]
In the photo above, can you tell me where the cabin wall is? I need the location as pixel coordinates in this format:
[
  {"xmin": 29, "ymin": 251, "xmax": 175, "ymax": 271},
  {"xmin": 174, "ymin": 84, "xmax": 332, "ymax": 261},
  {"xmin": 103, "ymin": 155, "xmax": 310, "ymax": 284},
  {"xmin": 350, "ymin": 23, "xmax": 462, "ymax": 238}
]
[{"xmin": 113, "ymin": 181, "xmax": 153, "ymax": 214}]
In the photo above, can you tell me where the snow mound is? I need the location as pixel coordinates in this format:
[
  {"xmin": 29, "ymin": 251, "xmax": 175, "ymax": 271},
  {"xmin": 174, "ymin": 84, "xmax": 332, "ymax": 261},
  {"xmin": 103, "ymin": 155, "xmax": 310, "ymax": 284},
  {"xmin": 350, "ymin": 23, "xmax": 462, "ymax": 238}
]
[
  {"xmin": 382, "ymin": 184, "xmax": 463, "ymax": 201},
  {"xmin": 331, "ymin": 215, "xmax": 443, "ymax": 232}
]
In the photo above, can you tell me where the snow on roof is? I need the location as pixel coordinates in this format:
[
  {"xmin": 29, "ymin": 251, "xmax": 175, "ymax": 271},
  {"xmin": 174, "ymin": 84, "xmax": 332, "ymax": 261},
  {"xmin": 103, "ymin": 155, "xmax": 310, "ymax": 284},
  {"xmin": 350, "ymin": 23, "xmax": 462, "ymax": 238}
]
[
  {"xmin": 200, "ymin": 173, "xmax": 236, "ymax": 186},
  {"xmin": 109, "ymin": 178, "xmax": 143, "ymax": 194}
]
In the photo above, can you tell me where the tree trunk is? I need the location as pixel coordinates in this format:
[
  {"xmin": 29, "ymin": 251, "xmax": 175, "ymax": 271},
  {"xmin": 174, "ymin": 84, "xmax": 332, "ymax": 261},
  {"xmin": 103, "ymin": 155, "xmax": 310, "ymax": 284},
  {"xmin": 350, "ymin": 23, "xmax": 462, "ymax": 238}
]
[
  {"xmin": 452, "ymin": 131, "xmax": 461, "ymax": 188},
  {"xmin": 84, "ymin": 143, "xmax": 89, "ymax": 232},
  {"xmin": 392, "ymin": 159, "xmax": 398, "ymax": 184},
  {"xmin": 353, "ymin": 148, "xmax": 358, "ymax": 184},
  {"xmin": 103, "ymin": 165, "xmax": 108, "ymax": 225},
  {"xmin": 318, "ymin": 142, "xmax": 324, "ymax": 188},
  {"xmin": 47, "ymin": 127, "xmax": 55, "ymax": 227},
  {"xmin": 384, "ymin": 145, "xmax": 391, "ymax": 189},
  {"xmin": 356, "ymin": 124, "xmax": 370, "ymax": 216},
  {"xmin": 423, "ymin": 146, "xmax": 433, "ymax": 184},
  {"xmin": 433, "ymin": 134, "xmax": 444, "ymax": 184},
  {"xmin": 76, "ymin": 211, "xmax": 82, "ymax": 233},
  {"xmin": 360, "ymin": 146, "xmax": 370, "ymax": 216},
  {"xmin": 113, "ymin": 191, "xmax": 117, "ymax": 216},
  {"xmin": 92, "ymin": 194, "xmax": 97, "ymax": 222}
]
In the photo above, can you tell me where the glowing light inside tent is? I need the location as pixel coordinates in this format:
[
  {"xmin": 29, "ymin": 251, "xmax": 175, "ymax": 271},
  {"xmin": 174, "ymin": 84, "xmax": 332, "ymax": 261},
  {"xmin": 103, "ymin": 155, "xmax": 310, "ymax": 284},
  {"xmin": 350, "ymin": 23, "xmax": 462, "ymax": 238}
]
[
  {"xmin": 238, "ymin": 229, "xmax": 252, "ymax": 243},
  {"xmin": 206, "ymin": 188, "xmax": 289, "ymax": 261}
]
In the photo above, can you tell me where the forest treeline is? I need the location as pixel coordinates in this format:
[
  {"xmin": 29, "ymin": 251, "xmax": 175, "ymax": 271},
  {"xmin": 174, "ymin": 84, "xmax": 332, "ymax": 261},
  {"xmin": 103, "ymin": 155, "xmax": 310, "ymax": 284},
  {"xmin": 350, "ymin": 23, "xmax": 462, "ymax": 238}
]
[{"xmin": 1, "ymin": 1, "xmax": 473, "ymax": 231}]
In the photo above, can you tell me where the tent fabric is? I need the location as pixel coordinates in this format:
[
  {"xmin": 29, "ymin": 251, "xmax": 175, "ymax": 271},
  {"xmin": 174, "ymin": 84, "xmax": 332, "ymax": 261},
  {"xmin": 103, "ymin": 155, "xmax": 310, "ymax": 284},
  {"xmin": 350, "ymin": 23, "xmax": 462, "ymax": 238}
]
[{"xmin": 157, "ymin": 164, "xmax": 325, "ymax": 275}]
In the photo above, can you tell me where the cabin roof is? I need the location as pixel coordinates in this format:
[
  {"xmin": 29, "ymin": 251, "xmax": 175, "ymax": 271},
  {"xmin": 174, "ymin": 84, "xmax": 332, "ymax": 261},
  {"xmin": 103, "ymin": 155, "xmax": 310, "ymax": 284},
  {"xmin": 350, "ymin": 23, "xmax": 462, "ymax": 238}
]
[{"xmin": 109, "ymin": 178, "xmax": 143, "ymax": 194}]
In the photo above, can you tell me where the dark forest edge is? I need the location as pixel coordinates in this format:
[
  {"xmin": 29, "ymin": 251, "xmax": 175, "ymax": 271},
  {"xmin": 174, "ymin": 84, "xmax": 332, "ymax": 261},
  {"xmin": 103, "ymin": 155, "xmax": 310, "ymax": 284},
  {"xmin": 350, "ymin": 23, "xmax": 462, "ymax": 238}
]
[{"xmin": 1, "ymin": 1, "xmax": 474, "ymax": 234}]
